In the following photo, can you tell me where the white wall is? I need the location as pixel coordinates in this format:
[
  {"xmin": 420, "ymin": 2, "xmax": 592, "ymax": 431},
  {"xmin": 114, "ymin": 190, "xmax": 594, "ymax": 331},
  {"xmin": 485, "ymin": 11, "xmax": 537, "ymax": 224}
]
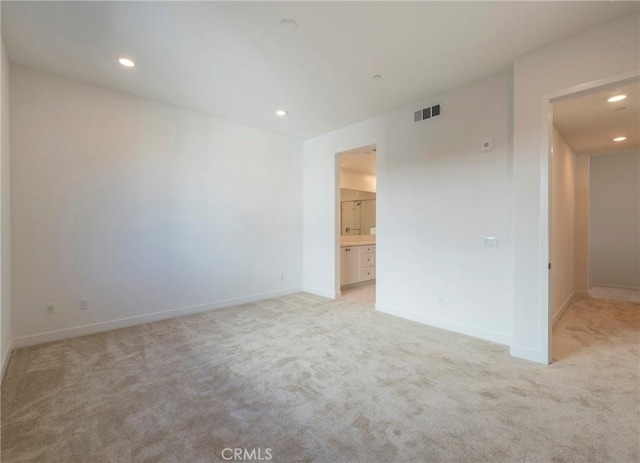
[
  {"xmin": 0, "ymin": 38, "xmax": 12, "ymax": 376},
  {"xmin": 304, "ymin": 73, "xmax": 513, "ymax": 344},
  {"xmin": 574, "ymin": 155, "xmax": 590, "ymax": 293},
  {"xmin": 340, "ymin": 168, "xmax": 376, "ymax": 192},
  {"xmin": 512, "ymin": 14, "xmax": 639, "ymax": 363},
  {"xmin": 550, "ymin": 127, "xmax": 575, "ymax": 324},
  {"xmin": 11, "ymin": 67, "xmax": 303, "ymax": 346},
  {"xmin": 589, "ymin": 151, "xmax": 640, "ymax": 289}
]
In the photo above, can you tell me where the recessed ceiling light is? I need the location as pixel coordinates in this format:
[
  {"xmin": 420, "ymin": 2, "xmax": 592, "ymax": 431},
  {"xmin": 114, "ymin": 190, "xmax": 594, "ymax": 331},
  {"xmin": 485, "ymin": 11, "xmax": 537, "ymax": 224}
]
[
  {"xmin": 275, "ymin": 109, "xmax": 287, "ymax": 117},
  {"xmin": 118, "ymin": 57, "xmax": 136, "ymax": 68},
  {"xmin": 279, "ymin": 19, "xmax": 298, "ymax": 31},
  {"xmin": 613, "ymin": 136, "xmax": 627, "ymax": 142},
  {"xmin": 607, "ymin": 94, "xmax": 627, "ymax": 103},
  {"xmin": 372, "ymin": 75, "xmax": 382, "ymax": 81}
]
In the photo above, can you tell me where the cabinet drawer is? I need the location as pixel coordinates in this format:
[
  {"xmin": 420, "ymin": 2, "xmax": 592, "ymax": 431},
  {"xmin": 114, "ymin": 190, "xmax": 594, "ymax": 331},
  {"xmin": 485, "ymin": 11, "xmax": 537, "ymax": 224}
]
[
  {"xmin": 360, "ymin": 245, "xmax": 375, "ymax": 253},
  {"xmin": 360, "ymin": 252, "xmax": 375, "ymax": 267},
  {"xmin": 360, "ymin": 266, "xmax": 375, "ymax": 280}
]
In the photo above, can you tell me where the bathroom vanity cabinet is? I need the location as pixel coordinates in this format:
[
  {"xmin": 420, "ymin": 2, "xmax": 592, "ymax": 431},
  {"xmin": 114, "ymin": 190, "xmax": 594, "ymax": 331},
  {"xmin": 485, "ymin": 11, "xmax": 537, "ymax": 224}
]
[{"xmin": 340, "ymin": 244, "xmax": 376, "ymax": 286}]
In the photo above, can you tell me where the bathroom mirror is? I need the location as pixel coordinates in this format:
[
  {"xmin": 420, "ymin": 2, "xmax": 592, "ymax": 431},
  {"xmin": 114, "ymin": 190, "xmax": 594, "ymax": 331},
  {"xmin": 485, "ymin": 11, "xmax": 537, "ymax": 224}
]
[{"xmin": 341, "ymin": 188, "xmax": 376, "ymax": 235}]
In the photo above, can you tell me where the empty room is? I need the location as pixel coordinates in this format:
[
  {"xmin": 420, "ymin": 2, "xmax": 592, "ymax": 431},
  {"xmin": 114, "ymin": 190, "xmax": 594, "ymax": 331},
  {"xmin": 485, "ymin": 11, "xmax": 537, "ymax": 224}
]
[{"xmin": 1, "ymin": 2, "xmax": 639, "ymax": 463}]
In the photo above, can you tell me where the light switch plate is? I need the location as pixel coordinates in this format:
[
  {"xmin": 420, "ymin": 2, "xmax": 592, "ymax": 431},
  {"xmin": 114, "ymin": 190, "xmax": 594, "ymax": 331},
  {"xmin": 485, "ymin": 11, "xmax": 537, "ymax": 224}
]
[{"xmin": 484, "ymin": 236, "xmax": 499, "ymax": 247}]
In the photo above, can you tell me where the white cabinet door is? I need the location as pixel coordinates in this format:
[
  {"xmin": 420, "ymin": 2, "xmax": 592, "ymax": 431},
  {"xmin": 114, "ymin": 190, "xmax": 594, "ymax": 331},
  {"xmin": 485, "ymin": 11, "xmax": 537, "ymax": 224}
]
[
  {"xmin": 359, "ymin": 265, "xmax": 375, "ymax": 281},
  {"xmin": 360, "ymin": 252, "xmax": 375, "ymax": 267},
  {"xmin": 341, "ymin": 245, "xmax": 376, "ymax": 287},
  {"xmin": 340, "ymin": 247, "xmax": 348, "ymax": 286},
  {"xmin": 345, "ymin": 247, "xmax": 361, "ymax": 284}
]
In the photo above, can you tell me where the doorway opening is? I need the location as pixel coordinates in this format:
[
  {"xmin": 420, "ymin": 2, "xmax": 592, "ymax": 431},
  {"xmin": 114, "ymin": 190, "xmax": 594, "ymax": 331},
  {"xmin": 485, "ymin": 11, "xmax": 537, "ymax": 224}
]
[
  {"xmin": 336, "ymin": 145, "xmax": 377, "ymax": 306},
  {"xmin": 547, "ymin": 75, "xmax": 639, "ymax": 361}
]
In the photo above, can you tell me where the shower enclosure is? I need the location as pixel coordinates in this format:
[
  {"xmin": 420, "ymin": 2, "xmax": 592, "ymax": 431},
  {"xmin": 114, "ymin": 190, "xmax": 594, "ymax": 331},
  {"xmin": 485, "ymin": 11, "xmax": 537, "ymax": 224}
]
[{"xmin": 341, "ymin": 195, "xmax": 376, "ymax": 235}]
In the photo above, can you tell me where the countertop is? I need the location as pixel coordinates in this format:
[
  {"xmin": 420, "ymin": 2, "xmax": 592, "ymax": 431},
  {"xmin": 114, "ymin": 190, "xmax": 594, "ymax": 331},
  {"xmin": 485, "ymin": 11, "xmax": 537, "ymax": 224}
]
[{"xmin": 340, "ymin": 240, "xmax": 376, "ymax": 247}]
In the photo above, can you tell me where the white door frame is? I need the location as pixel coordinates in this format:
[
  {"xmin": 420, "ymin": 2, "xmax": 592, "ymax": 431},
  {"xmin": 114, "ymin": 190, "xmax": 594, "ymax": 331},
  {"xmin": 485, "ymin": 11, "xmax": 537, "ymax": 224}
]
[
  {"xmin": 334, "ymin": 144, "xmax": 377, "ymax": 298},
  {"xmin": 541, "ymin": 69, "xmax": 639, "ymax": 362}
]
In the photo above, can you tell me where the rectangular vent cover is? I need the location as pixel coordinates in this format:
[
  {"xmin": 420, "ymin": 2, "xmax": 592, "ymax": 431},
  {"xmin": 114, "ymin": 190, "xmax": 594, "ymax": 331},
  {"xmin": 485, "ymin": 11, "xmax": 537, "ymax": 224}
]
[{"xmin": 414, "ymin": 104, "xmax": 441, "ymax": 122}]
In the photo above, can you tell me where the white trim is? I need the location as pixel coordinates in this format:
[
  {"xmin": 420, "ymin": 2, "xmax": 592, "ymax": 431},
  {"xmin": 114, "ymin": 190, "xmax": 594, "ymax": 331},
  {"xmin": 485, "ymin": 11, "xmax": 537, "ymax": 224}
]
[
  {"xmin": 541, "ymin": 69, "xmax": 640, "ymax": 367},
  {"xmin": 302, "ymin": 286, "xmax": 338, "ymax": 299},
  {"xmin": 335, "ymin": 151, "xmax": 342, "ymax": 298},
  {"xmin": 13, "ymin": 287, "xmax": 302, "ymax": 348},
  {"xmin": 547, "ymin": 70, "xmax": 640, "ymax": 102},
  {"xmin": 375, "ymin": 303, "xmax": 510, "ymax": 346},
  {"xmin": 1, "ymin": 340, "xmax": 13, "ymax": 384},
  {"xmin": 552, "ymin": 291, "xmax": 576, "ymax": 327},
  {"xmin": 510, "ymin": 345, "xmax": 549, "ymax": 364},
  {"xmin": 540, "ymin": 97, "xmax": 553, "ymax": 364},
  {"xmin": 340, "ymin": 280, "xmax": 375, "ymax": 292},
  {"xmin": 590, "ymin": 283, "xmax": 640, "ymax": 291},
  {"xmin": 334, "ymin": 143, "xmax": 377, "ymax": 302}
]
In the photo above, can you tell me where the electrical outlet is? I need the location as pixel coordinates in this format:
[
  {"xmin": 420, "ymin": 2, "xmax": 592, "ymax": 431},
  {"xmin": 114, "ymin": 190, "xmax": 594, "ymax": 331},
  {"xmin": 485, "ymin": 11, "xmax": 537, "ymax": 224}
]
[
  {"xmin": 45, "ymin": 304, "xmax": 55, "ymax": 315},
  {"xmin": 280, "ymin": 273, "xmax": 285, "ymax": 280},
  {"xmin": 80, "ymin": 299, "xmax": 89, "ymax": 310},
  {"xmin": 439, "ymin": 297, "xmax": 445, "ymax": 305}
]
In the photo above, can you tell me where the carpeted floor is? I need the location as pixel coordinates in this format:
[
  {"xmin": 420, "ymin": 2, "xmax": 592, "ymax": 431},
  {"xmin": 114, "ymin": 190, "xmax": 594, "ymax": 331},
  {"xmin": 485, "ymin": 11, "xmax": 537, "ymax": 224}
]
[
  {"xmin": 1, "ymin": 287, "xmax": 638, "ymax": 463},
  {"xmin": 589, "ymin": 285, "xmax": 640, "ymax": 304}
]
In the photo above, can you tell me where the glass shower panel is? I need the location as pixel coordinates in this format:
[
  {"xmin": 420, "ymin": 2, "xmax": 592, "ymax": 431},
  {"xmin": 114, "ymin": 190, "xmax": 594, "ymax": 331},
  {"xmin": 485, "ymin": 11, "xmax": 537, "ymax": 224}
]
[
  {"xmin": 361, "ymin": 199, "xmax": 376, "ymax": 235},
  {"xmin": 341, "ymin": 201, "xmax": 361, "ymax": 235},
  {"xmin": 341, "ymin": 199, "xmax": 376, "ymax": 235}
]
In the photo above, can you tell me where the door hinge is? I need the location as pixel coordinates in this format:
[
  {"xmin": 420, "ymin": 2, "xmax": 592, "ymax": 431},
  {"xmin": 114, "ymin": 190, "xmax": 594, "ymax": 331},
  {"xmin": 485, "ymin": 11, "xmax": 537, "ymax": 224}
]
[{"xmin": 548, "ymin": 263, "xmax": 551, "ymax": 270}]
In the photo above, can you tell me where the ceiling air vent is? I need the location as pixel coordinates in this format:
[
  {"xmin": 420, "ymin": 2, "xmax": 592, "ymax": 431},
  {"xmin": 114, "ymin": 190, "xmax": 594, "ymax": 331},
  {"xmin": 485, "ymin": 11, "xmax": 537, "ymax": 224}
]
[{"xmin": 414, "ymin": 104, "xmax": 441, "ymax": 122}]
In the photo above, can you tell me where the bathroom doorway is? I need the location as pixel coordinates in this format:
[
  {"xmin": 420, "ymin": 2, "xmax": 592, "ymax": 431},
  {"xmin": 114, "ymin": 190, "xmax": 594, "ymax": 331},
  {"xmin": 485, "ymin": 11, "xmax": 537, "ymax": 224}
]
[{"xmin": 336, "ymin": 145, "xmax": 377, "ymax": 305}]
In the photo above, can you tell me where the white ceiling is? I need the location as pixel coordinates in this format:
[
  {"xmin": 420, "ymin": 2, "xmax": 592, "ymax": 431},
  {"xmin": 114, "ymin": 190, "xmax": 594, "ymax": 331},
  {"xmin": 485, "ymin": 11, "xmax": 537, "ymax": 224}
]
[
  {"xmin": 340, "ymin": 147, "xmax": 377, "ymax": 175},
  {"xmin": 2, "ymin": 2, "xmax": 638, "ymax": 140},
  {"xmin": 553, "ymin": 81, "xmax": 640, "ymax": 156}
]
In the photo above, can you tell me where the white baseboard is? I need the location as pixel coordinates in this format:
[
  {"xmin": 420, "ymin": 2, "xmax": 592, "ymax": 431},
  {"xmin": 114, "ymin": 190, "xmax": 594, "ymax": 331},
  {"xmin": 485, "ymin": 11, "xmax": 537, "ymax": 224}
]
[
  {"xmin": 374, "ymin": 303, "xmax": 510, "ymax": 346},
  {"xmin": 340, "ymin": 280, "xmax": 375, "ymax": 292},
  {"xmin": 302, "ymin": 286, "xmax": 339, "ymax": 299},
  {"xmin": 552, "ymin": 291, "xmax": 576, "ymax": 327},
  {"xmin": 509, "ymin": 344, "xmax": 550, "ymax": 365},
  {"xmin": 590, "ymin": 283, "xmax": 640, "ymax": 291},
  {"xmin": 12, "ymin": 286, "xmax": 302, "ymax": 349},
  {"xmin": 1, "ymin": 339, "xmax": 14, "ymax": 384}
]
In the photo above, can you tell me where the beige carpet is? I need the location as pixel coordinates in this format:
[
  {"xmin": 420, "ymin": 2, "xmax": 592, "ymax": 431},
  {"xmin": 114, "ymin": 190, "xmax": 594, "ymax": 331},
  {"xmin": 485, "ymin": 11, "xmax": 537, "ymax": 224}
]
[{"xmin": 1, "ymin": 289, "xmax": 638, "ymax": 462}]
